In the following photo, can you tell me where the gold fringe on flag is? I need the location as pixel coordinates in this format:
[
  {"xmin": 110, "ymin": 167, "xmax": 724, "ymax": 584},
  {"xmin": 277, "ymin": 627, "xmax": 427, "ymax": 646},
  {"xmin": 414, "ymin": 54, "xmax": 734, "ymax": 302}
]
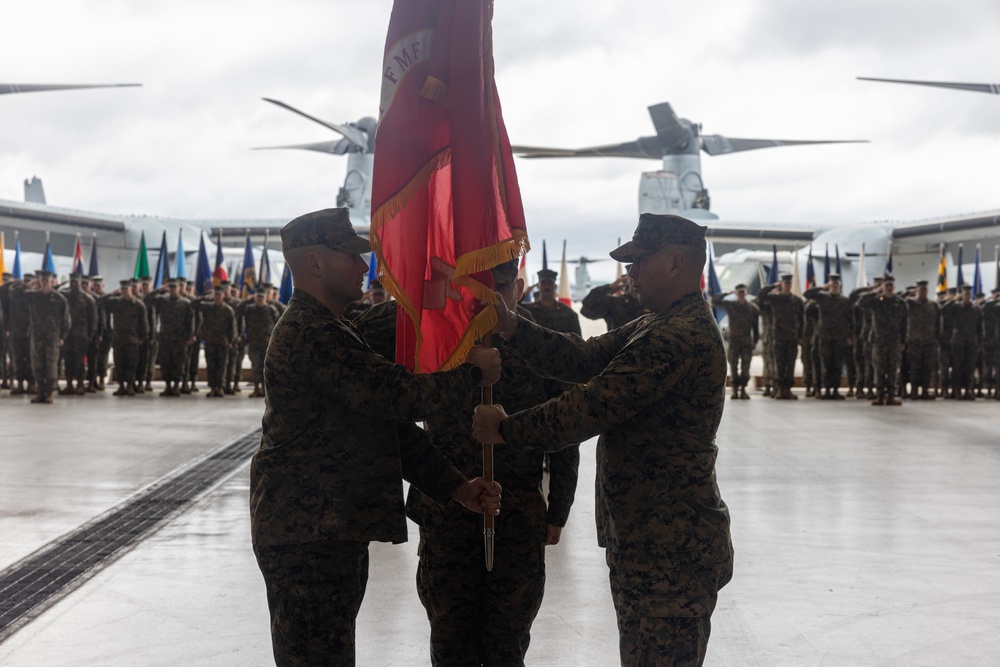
[{"xmin": 419, "ymin": 76, "xmax": 450, "ymax": 105}]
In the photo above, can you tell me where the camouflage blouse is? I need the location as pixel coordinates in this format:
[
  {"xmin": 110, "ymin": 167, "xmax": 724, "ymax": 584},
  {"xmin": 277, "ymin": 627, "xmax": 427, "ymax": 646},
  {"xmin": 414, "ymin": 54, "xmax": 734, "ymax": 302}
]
[{"xmin": 501, "ymin": 290, "xmax": 732, "ymax": 557}]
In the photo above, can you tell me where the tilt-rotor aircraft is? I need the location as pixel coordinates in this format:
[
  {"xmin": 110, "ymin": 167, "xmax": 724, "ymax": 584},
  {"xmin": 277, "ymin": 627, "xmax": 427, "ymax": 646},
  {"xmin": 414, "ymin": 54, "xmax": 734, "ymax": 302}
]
[
  {"xmin": 0, "ymin": 85, "xmax": 371, "ymax": 282},
  {"xmin": 514, "ymin": 101, "xmax": 1000, "ymax": 294}
]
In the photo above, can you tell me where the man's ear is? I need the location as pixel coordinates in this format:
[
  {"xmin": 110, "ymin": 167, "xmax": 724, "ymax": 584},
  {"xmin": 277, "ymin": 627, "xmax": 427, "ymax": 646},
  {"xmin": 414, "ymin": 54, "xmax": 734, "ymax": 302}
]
[{"xmin": 514, "ymin": 277, "xmax": 525, "ymax": 303}]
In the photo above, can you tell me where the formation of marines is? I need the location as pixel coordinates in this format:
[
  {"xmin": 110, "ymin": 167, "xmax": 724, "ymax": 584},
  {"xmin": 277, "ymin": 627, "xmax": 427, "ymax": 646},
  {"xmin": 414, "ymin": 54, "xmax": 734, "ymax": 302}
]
[
  {"xmin": 716, "ymin": 272, "xmax": 1000, "ymax": 405},
  {"xmin": 0, "ymin": 271, "xmax": 284, "ymax": 403}
]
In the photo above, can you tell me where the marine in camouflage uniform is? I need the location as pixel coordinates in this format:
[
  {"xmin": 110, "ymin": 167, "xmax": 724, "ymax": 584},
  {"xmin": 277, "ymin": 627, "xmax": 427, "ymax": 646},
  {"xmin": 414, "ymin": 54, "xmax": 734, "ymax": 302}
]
[
  {"xmin": 802, "ymin": 298, "xmax": 820, "ymax": 397},
  {"xmin": 250, "ymin": 208, "xmax": 501, "ymax": 667},
  {"xmin": 155, "ymin": 280, "xmax": 196, "ymax": 396},
  {"xmin": 0, "ymin": 274, "xmax": 11, "ymax": 389},
  {"xmin": 239, "ymin": 289, "xmax": 281, "ymax": 397},
  {"xmin": 357, "ymin": 262, "xmax": 580, "ymax": 667},
  {"xmin": 857, "ymin": 278, "xmax": 908, "ymax": 405},
  {"xmin": 475, "ymin": 214, "xmax": 733, "ymax": 667},
  {"xmin": 758, "ymin": 294, "xmax": 776, "ymax": 396},
  {"xmin": 905, "ymin": 281, "xmax": 940, "ymax": 400},
  {"xmin": 17, "ymin": 271, "xmax": 71, "ymax": 403},
  {"xmin": 92, "ymin": 278, "xmax": 113, "ymax": 390},
  {"xmin": 181, "ymin": 280, "xmax": 203, "ymax": 393},
  {"xmin": 711, "ymin": 285, "xmax": 758, "ymax": 399},
  {"xmin": 581, "ymin": 277, "xmax": 648, "ymax": 331},
  {"xmin": 61, "ymin": 274, "xmax": 97, "ymax": 395},
  {"xmin": 136, "ymin": 278, "xmax": 156, "ymax": 394},
  {"xmin": 758, "ymin": 275, "xmax": 804, "ymax": 399},
  {"xmin": 109, "ymin": 280, "xmax": 149, "ymax": 396},
  {"xmin": 8, "ymin": 274, "xmax": 35, "ymax": 394},
  {"xmin": 983, "ymin": 290, "xmax": 1000, "ymax": 399},
  {"xmin": 198, "ymin": 286, "xmax": 236, "ymax": 397},
  {"xmin": 943, "ymin": 285, "xmax": 983, "ymax": 400},
  {"xmin": 936, "ymin": 288, "xmax": 957, "ymax": 397},
  {"xmin": 522, "ymin": 268, "xmax": 581, "ymax": 336},
  {"xmin": 225, "ymin": 283, "xmax": 245, "ymax": 394},
  {"xmin": 804, "ymin": 276, "xmax": 853, "ymax": 399}
]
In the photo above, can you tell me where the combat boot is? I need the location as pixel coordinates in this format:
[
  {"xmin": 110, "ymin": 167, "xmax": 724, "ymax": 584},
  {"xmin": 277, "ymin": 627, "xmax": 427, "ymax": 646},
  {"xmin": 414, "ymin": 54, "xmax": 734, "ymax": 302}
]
[
  {"xmin": 160, "ymin": 383, "xmax": 173, "ymax": 397},
  {"xmin": 871, "ymin": 394, "xmax": 885, "ymax": 406},
  {"xmin": 223, "ymin": 384, "xmax": 235, "ymax": 395},
  {"xmin": 10, "ymin": 383, "xmax": 26, "ymax": 396},
  {"xmin": 144, "ymin": 381, "xmax": 153, "ymax": 392},
  {"xmin": 126, "ymin": 384, "xmax": 136, "ymax": 396},
  {"xmin": 233, "ymin": 382, "xmax": 243, "ymax": 393},
  {"xmin": 30, "ymin": 393, "xmax": 46, "ymax": 404},
  {"xmin": 113, "ymin": 386, "xmax": 128, "ymax": 396},
  {"xmin": 133, "ymin": 383, "xmax": 145, "ymax": 395},
  {"xmin": 74, "ymin": 383, "xmax": 86, "ymax": 395},
  {"xmin": 846, "ymin": 386, "xmax": 855, "ymax": 397},
  {"xmin": 59, "ymin": 383, "xmax": 75, "ymax": 396},
  {"xmin": 180, "ymin": 382, "xmax": 191, "ymax": 395},
  {"xmin": 44, "ymin": 393, "xmax": 54, "ymax": 404},
  {"xmin": 731, "ymin": 388, "xmax": 740, "ymax": 399},
  {"xmin": 85, "ymin": 382, "xmax": 97, "ymax": 393},
  {"xmin": 739, "ymin": 387, "xmax": 750, "ymax": 400},
  {"xmin": 189, "ymin": 382, "xmax": 200, "ymax": 393},
  {"xmin": 885, "ymin": 395, "xmax": 902, "ymax": 406},
  {"xmin": 832, "ymin": 390, "xmax": 845, "ymax": 400}
]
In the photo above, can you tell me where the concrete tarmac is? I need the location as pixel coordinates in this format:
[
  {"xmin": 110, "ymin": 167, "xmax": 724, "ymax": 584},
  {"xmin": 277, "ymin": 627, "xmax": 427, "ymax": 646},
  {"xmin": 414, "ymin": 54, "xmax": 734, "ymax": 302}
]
[{"xmin": 1, "ymin": 382, "xmax": 999, "ymax": 666}]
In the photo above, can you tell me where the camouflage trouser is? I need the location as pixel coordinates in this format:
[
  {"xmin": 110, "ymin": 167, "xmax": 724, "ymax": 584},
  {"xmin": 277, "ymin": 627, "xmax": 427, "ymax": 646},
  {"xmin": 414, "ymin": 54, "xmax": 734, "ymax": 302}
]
[
  {"xmin": 772, "ymin": 340, "xmax": 798, "ymax": 391},
  {"xmin": 30, "ymin": 336, "xmax": 61, "ymax": 395},
  {"xmin": 113, "ymin": 342, "xmax": 140, "ymax": 386},
  {"xmin": 63, "ymin": 336, "xmax": 88, "ymax": 382},
  {"xmin": 852, "ymin": 338, "xmax": 866, "ymax": 389},
  {"xmin": 726, "ymin": 343, "xmax": 753, "ymax": 388},
  {"xmin": 908, "ymin": 340, "xmax": 938, "ymax": 392},
  {"xmin": 951, "ymin": 338, "xmax": 979, "ymax": 390},
  {"xmin": 819, "ymin": 338, "xmax": 849, "ymax": 391},
  {"xmin": 0, "ymin": 331, "xmax": 7, "ymax": 383},
  {"xmin": 87, "ymin": 338, "xmax": 100, "ymax": 385},
  {"xmin": 939, "ymin": 342, "xmax": 952, "ymax": 391},
  {"xmin": 137, "ymin": 339, "xmax": 150, "ymax": 385},
  {"xmin": 146, "ymin": 338, "xmax": 159, "ymax": 383},
  {"xmin": 248, "ymin": 345, "xmax": 267, "ymax": 384},
  {"xmin": 204, "ymin": 343, "xmax": 229, "ymax": 389},
  {"xmin": 98, "ymin": 337, "xmax": 112, "ymax": 383},
  {"xmin": 188, "ymin": 344, "xmax": 199, "ymax": 384},
  {"xmin": 845, "ymin": 338, "xmax": 858, "ymax": 387},
  {"xmin": 416, "ymin": 513, "xmax": 546, "ymax": 667},
  {"xmin": 228, "ymin": 343, "xmax": 241, "ymax": 387},
  {"xmin": 761, "ymin": 339, "xmax": 774, "ymax": 388},
  {"xmin": 606, "ymin": 545, "xmax": 733, "ymax": 667},
  {"xmin": 158, "ymin": 339, "xmax": 186, "ymax": 383},
  {"xmin": 872, "ymin": 342, "xmax": 901, "ymax": 397},
  {"xmin": 253, "ymin": 539, "xmax": 369, "ymax": 667},
  {"xmin": 12, "ymin": 335, "xmax": 33, "ymax": 382},
  {"xmin": 801, "ymin": 340, "xmax": 814, "ymax": 389}
]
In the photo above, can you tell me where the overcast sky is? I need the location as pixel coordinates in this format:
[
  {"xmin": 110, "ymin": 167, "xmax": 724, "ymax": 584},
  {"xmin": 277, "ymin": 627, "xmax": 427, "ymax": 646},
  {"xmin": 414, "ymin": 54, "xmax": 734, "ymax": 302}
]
[{"xmin": 3, "ymin": 0, "xmax": 999, "ymax": 282}]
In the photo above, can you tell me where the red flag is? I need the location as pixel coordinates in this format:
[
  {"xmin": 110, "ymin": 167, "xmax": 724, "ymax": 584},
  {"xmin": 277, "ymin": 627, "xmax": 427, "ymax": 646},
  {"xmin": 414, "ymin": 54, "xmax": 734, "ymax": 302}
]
[
  {"xmin": 71, "ymin": 234, "xmax": 85, "ymax": 275},
  {"xmin": 372, "ymin": 0, "xmax": 528, "ymax": 373}
]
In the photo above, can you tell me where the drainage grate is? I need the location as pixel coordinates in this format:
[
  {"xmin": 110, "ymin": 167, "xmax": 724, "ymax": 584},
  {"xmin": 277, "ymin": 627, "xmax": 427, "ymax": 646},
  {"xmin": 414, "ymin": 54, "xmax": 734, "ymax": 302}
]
[{"xmin": 0, "ymin": 428, "xmax": 261, "ymax": 642}]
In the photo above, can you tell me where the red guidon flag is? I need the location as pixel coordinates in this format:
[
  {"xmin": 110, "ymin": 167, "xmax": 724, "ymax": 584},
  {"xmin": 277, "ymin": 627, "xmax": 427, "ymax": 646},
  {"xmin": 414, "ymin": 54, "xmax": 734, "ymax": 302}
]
[{"xmin": 371, "ymin": 0, "xmax": 528, "ymax": 373}]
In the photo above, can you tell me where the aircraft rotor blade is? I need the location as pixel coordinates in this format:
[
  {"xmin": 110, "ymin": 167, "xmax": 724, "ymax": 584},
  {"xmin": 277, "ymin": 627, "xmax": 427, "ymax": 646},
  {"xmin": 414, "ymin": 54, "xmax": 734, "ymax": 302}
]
[
  {"xmin": 858, "ymin": 77, "xmax": 1000, "ymax": 95},
  {"xmin": 251, "ymin": 140, "xmax": 351, "ymax": 155},
  {"xmin": 0, "ymin": 83, "xmax": 141, "ymax": 95},
  {"xmin": 512, "ymin": 139, "xmax": 661, "ymax": 160},
  {"xmin": 262, "ymin": 98, "xmax": 368, "ymax": 151},
  {"xmin": 647, "ymin": 102, "xmax": 691, "ymax": 150},
  {"xmin": 700, "ymin": 135, "xmax": 868, "ymax": 156}
]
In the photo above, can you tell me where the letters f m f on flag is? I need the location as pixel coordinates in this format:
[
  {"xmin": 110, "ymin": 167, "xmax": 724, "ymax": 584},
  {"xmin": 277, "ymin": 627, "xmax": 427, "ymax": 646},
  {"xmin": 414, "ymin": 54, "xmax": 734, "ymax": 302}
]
[{"xmin": 372, "ymin": 0, "xmax": 528, "ymax": 373}]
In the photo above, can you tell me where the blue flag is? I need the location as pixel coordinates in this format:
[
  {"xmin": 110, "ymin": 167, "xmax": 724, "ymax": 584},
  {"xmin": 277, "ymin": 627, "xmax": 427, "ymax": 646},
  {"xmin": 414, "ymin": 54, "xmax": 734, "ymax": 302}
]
[
  {"xmin": 42, "ymin": 235, "xmax": 56, "ymax": 274},
  {"xmin": 806, "ymin": 246, "xmax": 816, "ymax": 289},
  {"xmin": 195, "ymin": 233, "xmax": 213, "ymax": 295},
  {"xmin": 240, "ymin": 232, "xmax": 256, "ymax": 299},
  {"xmin": 835, "ymin": 244, "xmax": 841, "ymax": 275},
  {"xmin": 956, "ymin": 244, "xmax": 965, "ymax": 287},
  {"xmin": 885, "ymin": 242, "xmax": 894, "ymax": 277},
  {"xmin": 973, "ymin": 245, "xmax": 983, "ymax": 297},
  {"xmin": 767, "ymin": 244, "xmax": 779, "ymax": 284},
  {"xmin": 153, "ymin": 231, "xmax": 170, "ymax": 288},
  {"xmin": 823, "ymin": 243, "xmax": 830, "ymax": 283},
  {"xmin": 175, "ymin": 229, "xmax": 187, "ymax": 279},
  {"xmin": 13, "ymin": 236, "xmax": 22, "ymax": 279},
  {"xmin": 88, "ymin": 234, "xmax": 100, "ymax": 277},
  {"xmin": 367, "ymin": 252, "xmax": 377, "ymax": 290},
  {"xmin": 542, "ymin": 240, "xmax": 548, "ymax": 271},
  {"xmin": 259, "ymin": 243, "xmax": 272, "ymax": 287},
  {"xmin": 279, "ymin": 263, "xmax": 293, "ymax": 304}
]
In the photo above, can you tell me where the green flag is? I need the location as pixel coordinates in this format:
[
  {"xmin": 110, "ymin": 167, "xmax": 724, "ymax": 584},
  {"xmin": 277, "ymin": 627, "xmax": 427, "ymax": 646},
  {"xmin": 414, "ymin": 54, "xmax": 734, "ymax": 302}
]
[{"xmin": 134, "ymin": 231, "xmax": 150, "ymax": 279}]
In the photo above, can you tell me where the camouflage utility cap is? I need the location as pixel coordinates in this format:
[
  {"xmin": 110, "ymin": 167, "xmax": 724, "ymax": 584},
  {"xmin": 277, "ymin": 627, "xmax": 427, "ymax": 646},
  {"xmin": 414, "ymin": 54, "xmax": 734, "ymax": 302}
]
[
  {"xmin": 281, "ymin": 208, "xmax": 371, "ymax": 254},
  {"xmin": 492, "ymin": 259, "xmax": 519, "ymax": 286},
  {"xmin": 610, "ymin": 213, "xmax": 706, "ymax": 262},
  {"xmin": 537, "ymin": 268, "xmax": 558, "ymax": 282}
]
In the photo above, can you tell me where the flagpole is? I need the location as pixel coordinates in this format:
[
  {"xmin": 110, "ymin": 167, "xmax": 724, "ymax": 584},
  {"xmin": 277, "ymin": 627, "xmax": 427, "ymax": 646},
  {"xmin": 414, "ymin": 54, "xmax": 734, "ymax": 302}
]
[{"xmin": 480, "ymin": 338, "xmax": 495, "ymax": 573}]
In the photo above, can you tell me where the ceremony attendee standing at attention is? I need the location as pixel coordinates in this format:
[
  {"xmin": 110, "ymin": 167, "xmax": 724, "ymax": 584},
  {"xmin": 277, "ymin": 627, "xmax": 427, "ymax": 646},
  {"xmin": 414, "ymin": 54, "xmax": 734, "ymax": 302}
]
[
  {"xmin": 523, "ymin": 268, "xmax": 581, "ymax": 336},
  {"xmin": 757, "ymin": 274, "xmax": 804, "ymax": 400},
  {"xmin": 712, "ymin": 284, "xmax": 758, "ymax": 399},
  {"xmin": 803, "ymin": 274, "xmax": 853, "ymax": 400},
  {"xmin": 250, "ymin": 208, "xmax": 502, "ymax": 667},
  {"xmin": 475, "ymin": 213, "xmax": 733, "ymax": 667}
]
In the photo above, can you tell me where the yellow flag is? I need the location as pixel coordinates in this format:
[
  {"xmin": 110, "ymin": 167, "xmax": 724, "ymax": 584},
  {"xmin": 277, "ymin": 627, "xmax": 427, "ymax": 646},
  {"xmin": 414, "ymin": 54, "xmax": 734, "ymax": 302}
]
[{"xmin": 0, "ymin": 231, "xmax": 6, "ymax": 283}]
